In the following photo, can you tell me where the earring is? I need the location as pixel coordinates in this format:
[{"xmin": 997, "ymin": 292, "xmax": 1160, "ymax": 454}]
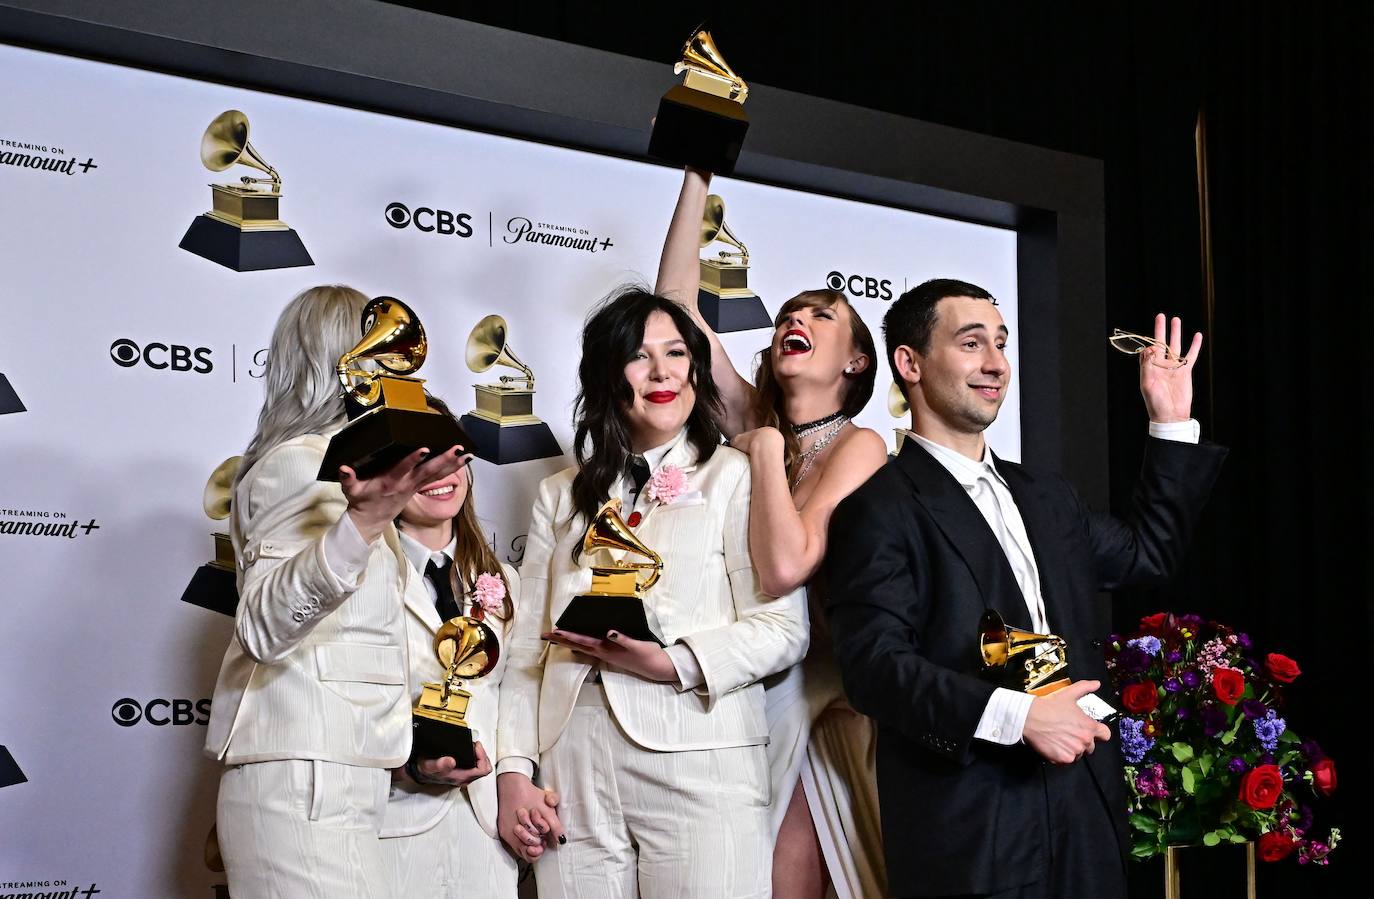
[{"xmin": 844, "ymin": 366, "xmax": 854, "ymax": 374}]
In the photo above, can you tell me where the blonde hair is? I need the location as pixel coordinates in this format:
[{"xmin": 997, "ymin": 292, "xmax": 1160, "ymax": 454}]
[{"xmin": 237, "ymin": 285, "xmax": 370, "ymax": 484}]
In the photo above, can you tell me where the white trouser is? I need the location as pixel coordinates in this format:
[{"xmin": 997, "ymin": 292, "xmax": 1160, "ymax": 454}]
[
  {"xmin": 534, "ymin": 683, "xmax": 772, "ymax": 899},
  {"xmin": 378, "ymin": 794, "xmax": 520, "ymax": 898},
  {"xmin": 217, "ymin": 759, "xmax": 395, "ymax": 899}
]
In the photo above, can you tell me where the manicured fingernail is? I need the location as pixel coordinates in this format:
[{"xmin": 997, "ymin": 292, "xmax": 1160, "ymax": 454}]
[
  {"xmin": 558, "ymin": 835, "xmax": 567, "ymax": 845},
  {"xmin": 607, "ymin": 631, "xmax": 619, "ymax": 641}
]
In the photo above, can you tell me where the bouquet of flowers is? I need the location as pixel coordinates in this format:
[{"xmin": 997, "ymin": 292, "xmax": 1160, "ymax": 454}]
[{"xmin": 1105, "ymin": 612, "xmax": 1340, "ymax": 864}]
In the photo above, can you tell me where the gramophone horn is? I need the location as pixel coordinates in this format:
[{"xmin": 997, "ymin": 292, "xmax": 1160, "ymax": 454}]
[
  {"xmin": 676, "ymin": 28, "xmax": 748, "ymax": 102},
  {"xmin": 199, "ymin": 110, "xmax": 279, "ymax": 184},
  {"xmin": 888, "ymin": 382, "xmax": 909, "ymax": 418},
  {"xmin": 465, "ymin": 314, "xmax": 533, "ymax": 379},
  {"xmin": 336, "ymin": 297, "xmax": 427, "ymax": 406},
  {"xmin": 435, "ymin": 617, "xmax": 501, "ymax": 679},
  {"xmin": 583, "ymin": 499, "xmax": 663, "ymax": 591},
  {"xmin": 202, "ymin": 456, "xmax": 243, "ymax": 520},
  {"xmin": 700, "ymin": 194, "xmax": 749, "ymax": 260}
]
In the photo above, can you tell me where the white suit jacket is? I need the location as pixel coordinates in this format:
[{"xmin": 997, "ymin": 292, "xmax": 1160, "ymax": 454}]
[
  {"xmin": 204, "ymin": 433, "xmax": 413, "ymax": 767},
  {"xmin": 380, "ymin": 558, "xmax": 519, "ymax": 839},
  {"xmin": 498, "ymin": 434, "xmax": 809, "ymax": 767}
]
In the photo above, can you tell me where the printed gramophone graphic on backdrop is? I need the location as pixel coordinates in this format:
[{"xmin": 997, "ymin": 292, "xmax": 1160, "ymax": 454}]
[
  {"xmin": 697, "ymin": 194, "xmax": 771, "ymax": 332},
  {"xmin": 178, "ymin": 109, "xmax": 313, "ymax": 272},
  {"xmin": 458, "ymin": 314, "xmax": 562, "ymax": 465},
  {"xmin": 317, "ymin": 296, "xmax": 468, "ymax": 481},
  {"xmin": 179, "ymin": 456, "xmax": 242, "ymax": 617},
  {"xmin": 555, "ymin": 498, "xmax": 667, "ymax": 645},
  {"xmin": 412, "ymin": 616, "xmax": 501, "ymax": 769},
  {"xmin": 0, "ymin": 372, "xmax": 24, "ymax": 415},
  {"xmin": 978, "ymin": 609, "xmax": 1118, "ymax": 722},
  {"xmin": 648, "ymin": 26, "xmax": 751, "ymax": 176}
]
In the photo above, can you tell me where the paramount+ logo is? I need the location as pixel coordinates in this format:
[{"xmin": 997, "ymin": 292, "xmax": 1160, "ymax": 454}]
[
  {"xmin": 384, "ymin": 201, "xmax": 474, "ymax": 238},
  {"xmin": 111, "ymin": 697, "xmax": 211, "ymax": 727},
  {"xmin": 826, "ymin": 270, "xmax": 895, "ymax": 301},
  {"xmin": 109, "ymin": 338, "xmax": 213, "ymax": 374}
]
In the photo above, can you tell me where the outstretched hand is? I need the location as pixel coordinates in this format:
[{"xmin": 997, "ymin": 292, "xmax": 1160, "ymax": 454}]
[
  {"xmin": 341, "ymin": 445, "xmax": 471, "ymax": 542},
  {"xmin": 1139, "ymin": 313, "xmax": 1203, "ymax": 424},
  {"xmin": 543, "ymin": 629, "xmax": 679, "ymax": 683}
]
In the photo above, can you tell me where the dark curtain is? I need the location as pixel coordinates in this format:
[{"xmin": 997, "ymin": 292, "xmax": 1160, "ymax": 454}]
[{"xmin": 395, "ymin": 2, "xmax": 1367, "ymax": 894}]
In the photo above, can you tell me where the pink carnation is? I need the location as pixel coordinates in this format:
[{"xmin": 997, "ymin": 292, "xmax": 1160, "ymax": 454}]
[
  {"xmin": 473, "ymin": 572, "xmax": 506, "ymax": 614},
  {"xmin": 645, "ymin": 463, "xmax": 688, "ymax": 505}
]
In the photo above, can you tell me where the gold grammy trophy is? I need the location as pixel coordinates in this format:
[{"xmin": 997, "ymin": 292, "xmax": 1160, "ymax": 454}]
[
  {"xmin": 555, "ymin": 499, "xmax": 667, "ymax": 645},
  {"xmin": 697, "ymin": 194, "xmax": 771, "ymax": 332},
  {"xmin": 888, "ymin": 382, "xmax": 910, "ymax": 455},
  {"xmin": 178, "ymin": 110, "xmax": 313, "ymax": 271},
  {"xmin": 0, "ymin": 372, "xmax": 23, "ymax": 415},
  {"xmin": 316, "ymin": 296, "xmax": 468, "ymax": 481},
  {"xmin": 978, "ymin": 609, "xmax": 1119, "ymax": 720},
  {"xmin": 458, "ymin": 314, "xmax": 562, "ymax": 465},
  {"xmin": 412, "ymin": 616, "xmax": 501, "ymax": 768},
  {"xmin": 648, "ymin": 27, "xmax": 751, "ymax": 175},
  {"xmin": 179, "ymin": 457, "xmax": 242, "ymax": 617}
]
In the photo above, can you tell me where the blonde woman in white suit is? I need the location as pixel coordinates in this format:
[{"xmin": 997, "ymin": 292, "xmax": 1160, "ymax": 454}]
[
  {"xmin": 205, "ymin": 285, "xmax": 469, "ymax": 899},
  {"xmin": 495, "ymin": 287, "xmax": 810, "ymax": 899},
  {"xmin": 379, "ymin": 396, "xmax": 521, "ymax": 897}
]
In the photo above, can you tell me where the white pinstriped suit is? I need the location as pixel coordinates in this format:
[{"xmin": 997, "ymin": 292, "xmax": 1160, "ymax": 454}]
[
  {"xmin": 377, "ymin": 548, "xmax": 521, "ymax": 897},
  {"xmin": 206, "ymin": 433, "xmax": 412, "ymax": 899},
  {"xmin": 500, "ymin": 432, "xmax": 809, "ymax": 898}
]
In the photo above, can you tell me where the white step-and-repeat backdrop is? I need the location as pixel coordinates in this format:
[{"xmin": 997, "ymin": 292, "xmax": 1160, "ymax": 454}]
[{"xmin": 0, "ymin": 42, "xmax": 1018, "ymax": 896}]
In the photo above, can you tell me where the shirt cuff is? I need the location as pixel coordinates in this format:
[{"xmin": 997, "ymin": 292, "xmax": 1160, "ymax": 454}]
[
  {"xmin": 974, "ymin": 687, "xmax": 1035, "ymax": 745},
  {"xmin": 321, "ymin": 512, "xmax": 376, "ymax": 590},
  {"xmin": 665, "ymin": 642, "xmax": 706, "ymax": 692},
  {"xmin": 1148, "ymin": 418, "xmax": 1200, "ymax": 444},
  {"xmin": 495, "ymin": 757, "xmax": 536, "ymax": 779}
]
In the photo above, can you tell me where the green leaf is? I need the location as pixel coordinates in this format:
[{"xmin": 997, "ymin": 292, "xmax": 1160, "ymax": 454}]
[
  {"xmin": 1182, "ymin": 767, "xmax": 1197, "ymax": 794},
  {"xmin": 1220, "ymin": 731, "xmax": 1235, "ymax": 745},
  {"xmin": 1230, "ymin": 833, "xmax": 1249, "ymax": 843},
  {"xmin": 1172, "ymin": 743, "xmax": 1195, "ymax": 763},
  {"xmin": 1203, "ymin": 831, "xmax": 1222, "ymax": 847},
  {"xmin": 1279, "ymin": 730, "xmax": 1300, "ymax": 744},
  {"xmin": 1130, "ymin": 813, "xmax": 1161, "ymax": 834},
  {"xmin": 1132, "ymin": 843, "xmax": 1158, "ymax": 859},
  {"xmin": 1199, "ymin": 754, "xmax": 1213, "ymax": 776}
]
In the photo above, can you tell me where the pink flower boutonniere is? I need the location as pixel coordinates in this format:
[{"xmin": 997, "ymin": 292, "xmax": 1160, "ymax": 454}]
[
  {"xmin": 645, "ymin": 463, "xmax": 688, "ymax": 506},
  {"xmin": 472, "ymin": 572, "xmax": 506, "ymax": 619}
]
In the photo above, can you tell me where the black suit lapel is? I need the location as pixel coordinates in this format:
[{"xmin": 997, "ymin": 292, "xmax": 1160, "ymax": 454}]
[
  {"xmin": 993, "ymin": 455, "xmax": 1083, "ymax": 642},
  {"xmin": 894, "ymin": 441, "xmax": 1030, "ymax": 630}
]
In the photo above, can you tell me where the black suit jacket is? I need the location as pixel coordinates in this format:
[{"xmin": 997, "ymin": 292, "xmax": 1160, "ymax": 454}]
[{"xmin": 823, "ymin": 436, "xmax": 1227, "ymax": 897}]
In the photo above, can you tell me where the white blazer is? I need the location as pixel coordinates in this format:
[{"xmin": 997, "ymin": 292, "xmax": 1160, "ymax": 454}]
[
  {"xmin": 498, "ymin": 432, "xmax": 809, "ymax": 766},
  {"xmin": 380, "ymin": 557, "xmax": 520, "ymax": 839},
  {"xmin": 204, "ymin": 433, "xmax": 413, "ymax": 768}
]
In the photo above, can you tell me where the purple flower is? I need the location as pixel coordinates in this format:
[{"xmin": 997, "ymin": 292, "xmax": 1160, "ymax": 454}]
[
  {"xmin": 1294, "ymin": 804, "xmax": 1315, "ymax": 833},
  {"xmin": 1128, "ymin": 636, "xmax": 1162, "ymax": 656},
  {"xmin": 1166, "ymin": 649, "xmax": 1184, "ymax": 663},
  {"xmin": 1181, "ymin": 670, "xmax": 1203, "ymax": 689},
  {"xmin": 1301, "ymin": 739, "xmax": 1326, "ymax": 762},
  {"xmin": 1228, "ymin": 757, "xmax": 1248, "ymax": 773},
  {"xmin": 1200, "ymin": 705, "xmax": 1228, "ymax": 737},
  {"xmin": 1178, "ymin": 614, "xmax": 1205, "ymax": 630},
  {"xmin": 1119, "ymin": 717, "xmax": 1155, "ymax": 764},
  {"xmin": 1135, "ymin": 762, "xmax": 1170, "ymax": 798},
  {"xmin": 1164, "ymin": 677, "xmax": 1182, "ymax": 693},
  {"xmin": 1176, "ymin": 706, "xmax": 1192, "ymax": 720},
  {"xmin": 1237, "ymin": 633, "xmax": 1253, "ymax": 649},
  {"xmin": 1118, "ymin": 647, "xmax": 1151, "ymax": 674},
  {"xmin": 1253, "ymin": 710, "xmax": 1286, "ymax": 752},
  {"xmin": 1259, "ymin": 752, "xmax": 1276, "ymax": 765},
  {"xmin": 1241, "ymin": 699, "xmax": 1269, "ymax": 720}
]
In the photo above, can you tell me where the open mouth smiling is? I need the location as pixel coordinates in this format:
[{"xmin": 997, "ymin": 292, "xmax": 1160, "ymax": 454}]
[{"xmin": 780, "ymin": 329, "xmax": 812, "ymax": 355}]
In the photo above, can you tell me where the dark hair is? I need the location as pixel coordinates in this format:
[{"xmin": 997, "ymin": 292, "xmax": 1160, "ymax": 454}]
[
  {"xmin": 399, "ymin": 395, "xmax": 512, "ymax": 620},
  {"xmin": 882, "ymin": 278, "xmax": 997, "ymax": 384},
  {"xmin": 569, "ymin": 286, "xmax": 723, "ymax": 535},
  {"xmin": 752, "ymin": 289, "xmax": 877, "ymax": 479}
]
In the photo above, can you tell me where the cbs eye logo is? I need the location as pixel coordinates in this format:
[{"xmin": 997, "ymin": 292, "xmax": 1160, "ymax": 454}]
[
  {"xmin": 826, "ymin": 270, "xmax": 895, "ymax": 301},
  {"xmin": 384, "ymin": 202, "xmax": 474, "ymax": 238},
  {"xmin": 110, "ymin": 338, "xmax": 213, "ymax": 374},
  {"xmin": 111, "ymin": 697, "xmax": 212, "ymax": 726}
]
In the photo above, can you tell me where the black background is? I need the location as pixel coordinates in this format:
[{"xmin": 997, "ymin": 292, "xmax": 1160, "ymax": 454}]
[{"xmin": 391, "ymin": 2, "xmax": 1370, "ymax": 896}]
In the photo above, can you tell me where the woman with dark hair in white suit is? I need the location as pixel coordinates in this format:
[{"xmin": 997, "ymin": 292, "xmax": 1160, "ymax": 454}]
[
  {"xmin": 495, "ymin": 287, "xmax": 809, "ymax": 899},
  {"xmin": 205, "ymin": 285, "xmax": 468, "ymax": 899}
]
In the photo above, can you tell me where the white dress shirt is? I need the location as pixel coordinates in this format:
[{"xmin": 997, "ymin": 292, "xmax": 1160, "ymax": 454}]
[
  {"xmin": 396, "ymin": 531, "xmax": 459, "ymax": 611},
  {"xmin": 901, "ymin": 419, "xmax": 1201, "ymax": 744}
]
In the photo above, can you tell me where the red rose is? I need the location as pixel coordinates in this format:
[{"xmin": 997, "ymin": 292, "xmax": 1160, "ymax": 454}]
[
  {"xmin": 1265, "ymin": 653, "xmax": 1301, "ymax": 683},
  {"xmin": 1239, "ymin": 764, "xmax": 1285, "ymax": 810},
  {"xmin": 1258, "ymin": 830, "xmax": 1297, "ymax": 862},
  {"xmin": 1311, "ymin": 758, "xmax": 1337, "ymax": 796},
  {"xmin": 1121, "ymin": 681, "xmax": 1159, "ymax": 714},
  {"xmin": 1140, "ymin": 612, "xmax": 1168, "ymax": 634},
  {"xmin": 1212, "ymin": 667, "xmax": 1245, "ymax": 705}
]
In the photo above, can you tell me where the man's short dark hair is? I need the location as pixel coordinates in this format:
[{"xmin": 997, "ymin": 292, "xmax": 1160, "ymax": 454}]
[{"xmin": 882, "ymin": 278, "xmax": 998, "ymax": 384}]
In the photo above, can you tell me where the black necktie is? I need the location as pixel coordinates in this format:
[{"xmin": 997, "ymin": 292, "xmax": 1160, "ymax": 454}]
[
  {"xmin": 425, "ymin": 557, "xmax": 462, "ymax": 622},
  {"xmin": 629, "ymin": 457, "xmax": 651, "ymax": 502}
]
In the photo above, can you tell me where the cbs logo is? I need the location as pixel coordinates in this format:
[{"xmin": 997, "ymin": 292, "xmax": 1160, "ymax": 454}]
[
  {"xmin": 826, "ymin": 270, "xmax": 894, "ymax": 301},
  {"xmin": 110, "ymin": 339, "xmax": 213, "ymax": 373},
  {"xmin": 384, "ymin": 202, "xmax": 474, "ymax": 237},
  {"xmin": 111, "ymin": 697, "xmax": 212, "ymax": 727}
]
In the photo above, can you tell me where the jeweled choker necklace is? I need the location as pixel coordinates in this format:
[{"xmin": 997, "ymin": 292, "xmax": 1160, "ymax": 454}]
[{"xmin": 791, "ymin": 409, "xmax": 846, "ymax": 438}]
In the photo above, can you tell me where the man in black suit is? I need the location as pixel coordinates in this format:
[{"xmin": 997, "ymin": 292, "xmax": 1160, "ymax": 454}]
[{"xmin": 824, "ymin": 280, "xmax": 1225, "ymax": 898}]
